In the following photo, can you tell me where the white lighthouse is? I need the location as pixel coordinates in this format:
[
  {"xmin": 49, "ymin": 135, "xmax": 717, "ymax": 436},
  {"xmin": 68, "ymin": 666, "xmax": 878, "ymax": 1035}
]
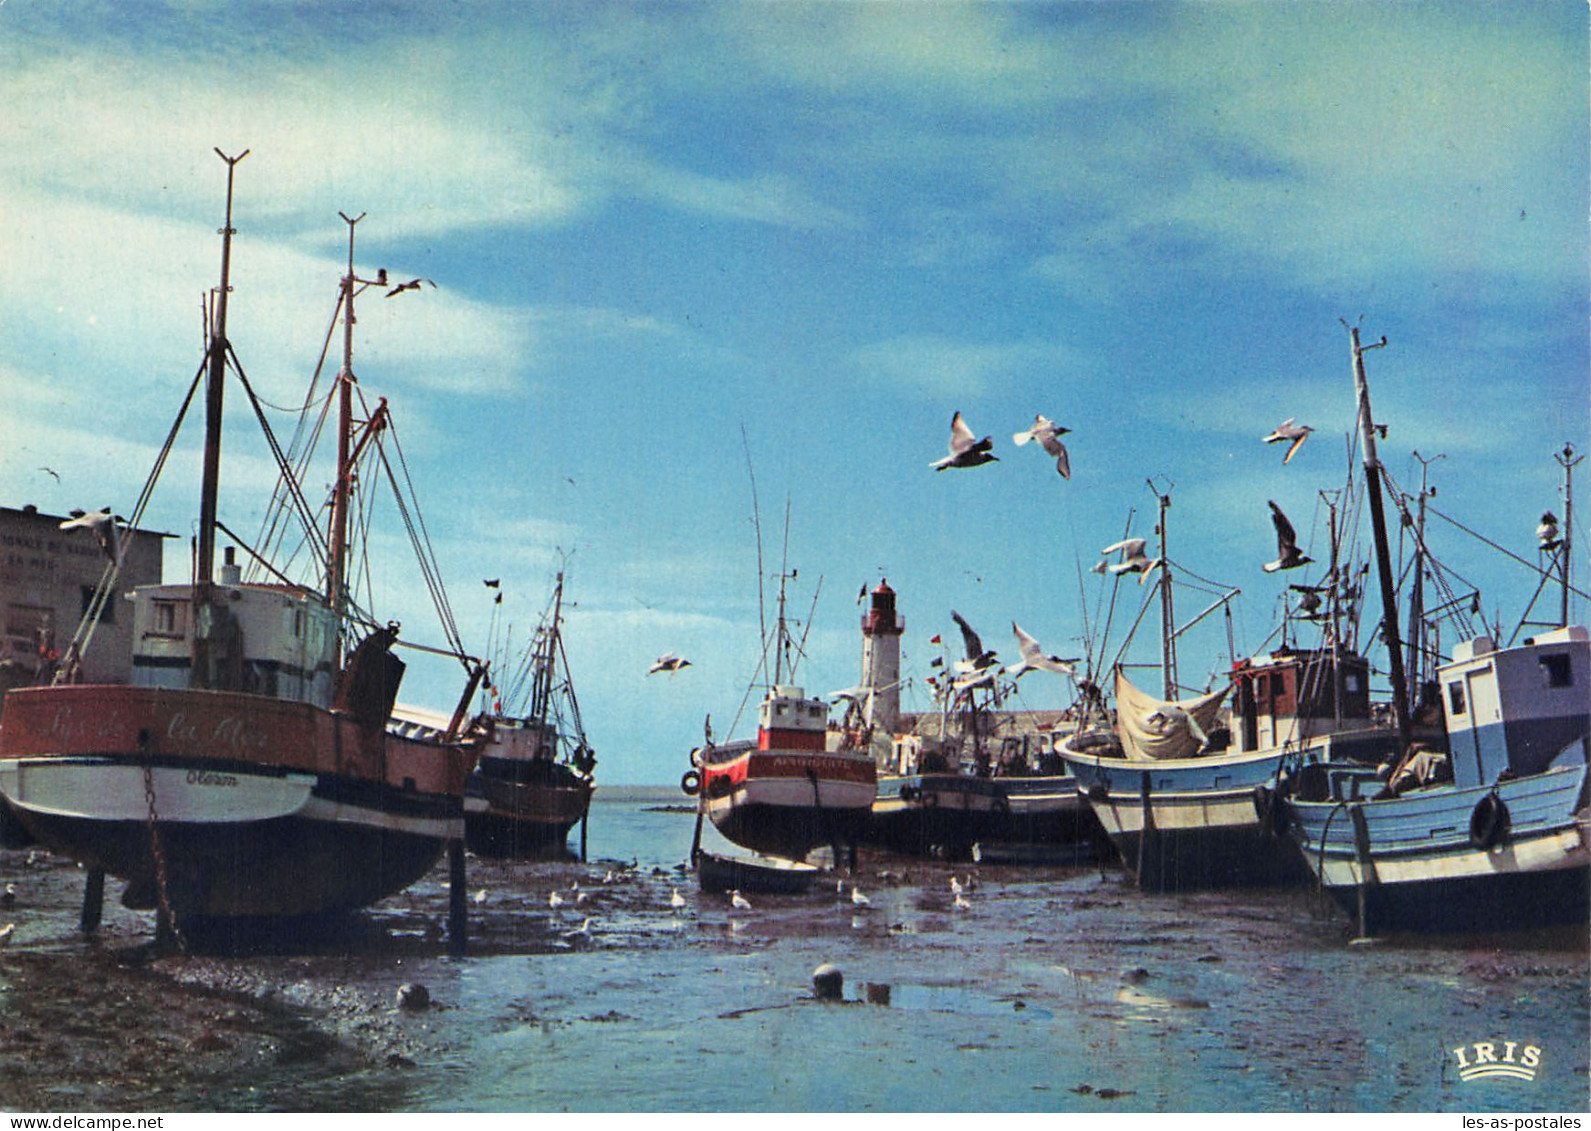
[{"xmin": 860, "ymin": 579, "xmax": 904, "ymax": 734}]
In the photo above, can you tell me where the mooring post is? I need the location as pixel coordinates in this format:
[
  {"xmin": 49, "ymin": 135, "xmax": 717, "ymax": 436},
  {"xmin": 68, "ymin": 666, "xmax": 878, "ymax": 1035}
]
[
  {"xmin": 79, "ymin": 867, "xmax": 105, "ymax": 934},
  {"xmin": 447, "ymin": 837, "xmax": 468, "ymax": 954}
]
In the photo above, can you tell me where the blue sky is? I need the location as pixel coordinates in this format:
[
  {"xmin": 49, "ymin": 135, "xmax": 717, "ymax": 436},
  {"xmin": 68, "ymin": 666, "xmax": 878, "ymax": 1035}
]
[{"xmin": 3, "ymin": 1, "xmax": 1586, "ymax": 785}]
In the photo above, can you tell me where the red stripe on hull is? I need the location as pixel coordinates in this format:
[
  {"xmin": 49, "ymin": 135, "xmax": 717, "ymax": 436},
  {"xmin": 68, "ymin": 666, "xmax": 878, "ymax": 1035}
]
[{"xmin": 0, "ymin": 683, "xmax": 477, "ymax": 797}]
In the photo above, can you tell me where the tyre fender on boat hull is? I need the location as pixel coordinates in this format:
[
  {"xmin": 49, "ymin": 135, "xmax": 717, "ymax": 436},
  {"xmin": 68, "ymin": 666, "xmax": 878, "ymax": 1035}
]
[{"xmin": 1468, "ymin": 791, "xmax": 1511, "ymax": 850}]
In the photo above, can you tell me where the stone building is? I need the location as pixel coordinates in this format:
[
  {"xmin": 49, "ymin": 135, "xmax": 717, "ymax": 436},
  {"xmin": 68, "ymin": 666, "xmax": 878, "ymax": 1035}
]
[{"xmin": 0, "ymin": 504, "xmax": 167, "ymax": 690}]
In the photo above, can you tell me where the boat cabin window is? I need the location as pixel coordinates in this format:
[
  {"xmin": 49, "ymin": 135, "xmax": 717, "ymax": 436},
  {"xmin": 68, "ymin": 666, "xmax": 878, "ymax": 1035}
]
[
  {"xmin": 1447, "ymin": 681, "xmax": 1466, "ymax": 717},
  {"xmin": 151, "ymin": 600, "xmax": 184, "ymax": 637},
  {"xmin": 1539, "ymin": 653, "xmax": 1573, "ymax": 689}
]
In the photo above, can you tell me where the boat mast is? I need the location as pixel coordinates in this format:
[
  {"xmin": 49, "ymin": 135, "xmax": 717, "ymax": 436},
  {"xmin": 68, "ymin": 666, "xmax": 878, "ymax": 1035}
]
[
  {"xmin": 326, "ymin": 212, "xmax": 365, "ymax": 667},
  {"xmin": 1347, "ymin": 324, "xmax": 1412, "ymax": 757},
  {"xmin": 1404, "ymin": 452, "xmax": 1442, "ymax": 695},
  {"xmin": 531, "ymin": 572, "xmax": 565, "ymax": 723},
  {"xmin": 1558, "ymin": 444, "xmax": 1581, "ymax": 627},
  {"xmin": 1149, "ymin": 479, "xmax": 1177, "ymax": 700},
  {"xmin": 196, "ymin": 148, "xmax": 248, "ymax": 592}
]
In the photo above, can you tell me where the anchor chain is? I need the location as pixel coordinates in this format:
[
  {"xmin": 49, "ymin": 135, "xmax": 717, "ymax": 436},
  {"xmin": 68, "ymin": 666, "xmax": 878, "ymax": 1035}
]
[{"xmin": 139, "ymin": 737, "xmax": 182, "ymax": 949}]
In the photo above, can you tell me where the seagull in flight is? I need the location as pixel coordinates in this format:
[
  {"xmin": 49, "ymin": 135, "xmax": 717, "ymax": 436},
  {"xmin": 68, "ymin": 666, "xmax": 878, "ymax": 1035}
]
[
  {"xmin": 1005, "ymin": 623, "xmax": 1079, "ymax": 679},
  {"xmin": 1099, "ymin": 538, "xmax": 1161, "ymax": 584},
  {"xmin": 931, "ymin": 412, "xmax": 998, "ymax": 471},
  {"xmin": 1012, "ymin": 414, "xmax": 1072, "ymax": 479},
  {"xmin": 1263, "ymin": 500, "xmax": 1314, "ymax": 573},
  {"xmin": 385, "ymin": 277, "xmax": 436, "ymax": 297},
  {"xmin": 949, "ymin": 611, "xmax": 1000, "ymax": 691},
  {"xmin": 649, "ymin": 653, "xmax": 692, "ymax": 675},
  {"xmin": 1262, "ymin": 418, "xmax": 1314, "ymax": 464},
  {"xmin": 59, "ymin": 508, "xmax": 120, "ymax": 562}
]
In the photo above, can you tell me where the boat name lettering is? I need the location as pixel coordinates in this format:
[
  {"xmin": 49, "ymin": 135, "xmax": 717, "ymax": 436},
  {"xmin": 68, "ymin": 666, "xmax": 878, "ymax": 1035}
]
[
  {"xmin": 757, "ymin": 755, "xmax": 856, "ymax": 776},
  {"xmin": 210, "ymin": 715, "xmax": 269, "ymax": 755},
  {"xmin": 186, "ymin": 769, "xmax": 239, "ymax": 787}
]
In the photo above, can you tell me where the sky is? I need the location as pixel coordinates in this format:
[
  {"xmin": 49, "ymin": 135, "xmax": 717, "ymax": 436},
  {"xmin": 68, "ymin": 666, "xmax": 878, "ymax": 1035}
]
[{"xmin": 2, "ymin": 1, "xmax": 1587, "ymax": 786}]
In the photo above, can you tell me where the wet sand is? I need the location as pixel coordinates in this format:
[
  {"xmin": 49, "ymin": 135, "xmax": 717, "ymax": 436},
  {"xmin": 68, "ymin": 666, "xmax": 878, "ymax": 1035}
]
[{"xmin": 2, "ymin": 800, "xmax": 1587, "ymax": 1113}]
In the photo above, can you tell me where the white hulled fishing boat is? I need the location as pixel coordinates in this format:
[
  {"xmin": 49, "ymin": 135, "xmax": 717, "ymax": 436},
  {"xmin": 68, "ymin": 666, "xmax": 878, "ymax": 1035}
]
[{"xmin": 0, "ymin": 153, "xmax": 488, "ymax": 933}]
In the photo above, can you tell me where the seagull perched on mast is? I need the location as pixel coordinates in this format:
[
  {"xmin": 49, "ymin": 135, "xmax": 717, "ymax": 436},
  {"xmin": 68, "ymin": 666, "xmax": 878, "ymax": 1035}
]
[
  {"xmin": 1098, "ymin": 538, "xmax": 1161, "ymax": 584},
  {"xmin": 1005, "ymin": 623, "xmax": 1079, "ymax": 679},
  {"xmin": 1262, "ymin": 418, "xmax": 1313, "ymax": 464},
  {"xmin": 59, "ymin": 508, "xmax": 121, "ymax": 562},
  {"xmin": 931, "ymin": 412, "xmax": 997, "ymax": 471},
  {"xmin": 1012, "ymin": 413, "xmax": 1072, "ymax": 479},
  {"xmin": 1263, "ymin": 501, "xmax": 1314, "ymax": 573}
]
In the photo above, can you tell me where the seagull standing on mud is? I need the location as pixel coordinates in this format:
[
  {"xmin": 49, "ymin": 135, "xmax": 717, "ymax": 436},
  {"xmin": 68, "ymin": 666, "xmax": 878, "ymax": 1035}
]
[
  {"xmin": 1005, "ymin": 623, "xmax": 1079, "ymax": 680},
  {"xmin": 850, "ymin": 887, "xmax": 871, "ymax": 908},
  {"xmin": 670, "ymin": 887, "xmax": 686, "ymax": 911},
  {"xmin": 931, "ymin": 412, "xmax": 998, "ymax": 471},
  {"xmin": 730, "ymin": 890, "xmax": 752, "ymax": 911},
  {"xmin": 1262, "ymin": 418, "xmax": 1313, "ymax": 464},
  {"xmin": 1012, "ymin": 414, "xmax": 1072, "ymax": 479},
  {"xmin": 1264, "ymin": 501, "xmax": 1314, "ymax": 573}
]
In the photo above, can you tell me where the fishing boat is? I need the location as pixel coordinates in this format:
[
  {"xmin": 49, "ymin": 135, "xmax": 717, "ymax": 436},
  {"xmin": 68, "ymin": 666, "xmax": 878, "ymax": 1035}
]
[
  {"xmin": 1055, "ymin": 476, "xmax": 1412, "ymax": 890},
  {"xmin": 1058, "ymin": 650, "xmax": 1399, "ymax": 890},
  {"xmin": 462, "ymin": 571, "xmax": 596, "ymax": 858},
  {"xmin": 1281, "ymin": 628, "xmax": 1590, "ymax": 933},
  {"xmin": 683, "ymin": 570, "xmax": 876, "ymax": 863},
  {"xmin": 841, "ymin": 592, "xmax": 1100, "ymax": 860},
  {"xmin": 1277, "ymin": 329, "xmax": 1590, "ymax": 934},
  {"xmin": 0, "ymin": 154, "xmax": 488, "ymax": 930}
]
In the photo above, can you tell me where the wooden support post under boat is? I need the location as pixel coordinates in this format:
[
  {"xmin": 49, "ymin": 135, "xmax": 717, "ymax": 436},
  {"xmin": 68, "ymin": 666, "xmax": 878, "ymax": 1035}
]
[
  {"xmin": 579, "ymin": 810, "xmax": 588, "ymax": 863},
  {"xmin": 447, "ymin": 837, "xmax": 468, "ymax": 954},
  {"xmin": 79, "ymin": 867, "xmax": 105, "ymax": 934},
  {"xmin": 689, "ymin": 787, "xmax": 706, "ymax": 869},
  {"xmin": 1136, "ymin": 773, "xmax": 1155, "ymax": 886},
  {"xmin": 1348, "ymin": 802, "xmax": 1378, "ymax": 942}
]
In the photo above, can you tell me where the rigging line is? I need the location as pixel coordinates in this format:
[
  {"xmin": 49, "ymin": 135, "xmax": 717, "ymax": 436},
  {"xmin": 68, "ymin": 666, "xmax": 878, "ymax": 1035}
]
[
  {"xmin": 380, "ymin": 419, "xmax": 467, "ymax": 656},
  {"xmin": 227, "ymin": 343, "xmax": 332, "ymax": 566},
  {"xmin": 70, "ymin": 354, "xmax": 210, "ymax": 662},
  {"xmin": 376, "ymin": 441, "xmax": 468, "ymax": 662},
  {"xmin": 1423, "ymin": 499, "xmax": 1588, "ymax": 601}
]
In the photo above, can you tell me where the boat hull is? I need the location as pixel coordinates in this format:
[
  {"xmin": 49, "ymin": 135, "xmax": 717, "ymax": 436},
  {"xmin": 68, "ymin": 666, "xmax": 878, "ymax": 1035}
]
[
  {"xmin": 463, "ymin": 766, "xmax": 593, "ymax": 858},
  {"xmin": 698, "ymin": 744, "xmax": 876, "ymax": 860},
  {"xmin": 695, "ymin": 849, "xmax": 819, "ymax": 895},
  {"xmin": 0, "ymin": 683, "xmax": 476, "ymax": 920},
  {"xmin": 1284, "ymin": 762, "xmax": 1590, "ymax": 933},
  {"xmin": 1058, "ymin": 741, "xmax": 1315, "ymax": 890},
  {"xmin": 867, "ymin": 773, "xmax": 1105, "ymax": 859}
]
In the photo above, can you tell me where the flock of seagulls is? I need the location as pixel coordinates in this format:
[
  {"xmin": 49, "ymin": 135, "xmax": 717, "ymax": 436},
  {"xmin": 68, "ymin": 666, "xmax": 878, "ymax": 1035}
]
[
  {"xmin": 930, "ymin": 410, "xmax": 1323, "ymax": 579},
  {"xmin": 932, "ymin": 411, "xmax": 1074, "ymax": 478}
]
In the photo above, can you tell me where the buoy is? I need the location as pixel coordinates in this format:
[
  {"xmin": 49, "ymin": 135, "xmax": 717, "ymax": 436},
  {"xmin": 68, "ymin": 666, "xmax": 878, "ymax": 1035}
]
[
  {"xmin": 396, "ymin": 983, "xmax": 431, "ymax": 1010},
  {"xmin": 812, "ymin": 963, "xmax": 844, "ymax": 1000}
]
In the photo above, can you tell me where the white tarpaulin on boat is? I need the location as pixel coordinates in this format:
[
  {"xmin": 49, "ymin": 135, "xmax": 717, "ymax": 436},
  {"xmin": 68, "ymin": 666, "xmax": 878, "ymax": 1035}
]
[{"xmin": 1114, "ymin": 668, "xmax": 1228, "ymax": 761}]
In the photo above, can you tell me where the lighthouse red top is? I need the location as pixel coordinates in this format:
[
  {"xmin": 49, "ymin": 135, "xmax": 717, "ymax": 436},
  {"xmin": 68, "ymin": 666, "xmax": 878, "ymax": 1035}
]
[{"xmin": 862, "ymin": 578, "xmax": 902, "ymax": 636}]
